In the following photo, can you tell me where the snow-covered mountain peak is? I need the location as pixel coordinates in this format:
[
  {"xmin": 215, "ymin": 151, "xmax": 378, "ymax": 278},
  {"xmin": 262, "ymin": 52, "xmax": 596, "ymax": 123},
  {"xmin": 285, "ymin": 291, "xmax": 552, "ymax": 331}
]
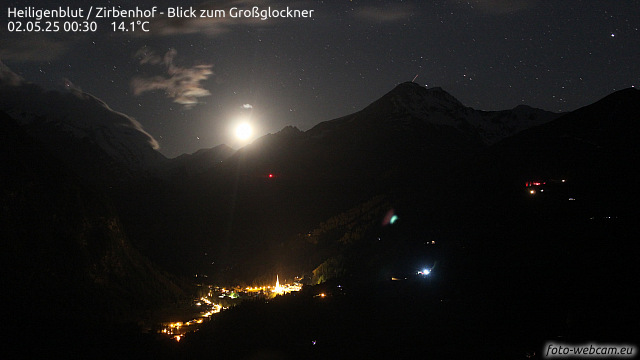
[{"xmin": 383, "ymin": 82, "xmax": 465, "ymax": 116}]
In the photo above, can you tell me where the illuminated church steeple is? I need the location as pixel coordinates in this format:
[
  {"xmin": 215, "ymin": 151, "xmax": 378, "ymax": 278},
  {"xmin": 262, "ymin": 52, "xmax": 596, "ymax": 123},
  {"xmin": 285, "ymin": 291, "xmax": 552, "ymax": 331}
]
[{"xmin": 274, "ymin": 275, "xmax": 283, "ymax": 294}]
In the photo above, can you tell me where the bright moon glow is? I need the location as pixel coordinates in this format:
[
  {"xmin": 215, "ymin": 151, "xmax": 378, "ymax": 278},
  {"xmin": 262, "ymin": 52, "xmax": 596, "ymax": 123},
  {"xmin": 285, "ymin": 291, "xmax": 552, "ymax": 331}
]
[{"xmin": 235, "ymin": 123, "xmax": 253, "ymax": 140}]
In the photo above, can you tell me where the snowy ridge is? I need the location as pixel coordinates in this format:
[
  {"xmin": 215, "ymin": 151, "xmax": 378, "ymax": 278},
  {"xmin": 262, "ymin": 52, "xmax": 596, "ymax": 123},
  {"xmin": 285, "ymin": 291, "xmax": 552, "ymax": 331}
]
[
  {"xmin": 469, "ymin": 105, "xmax": 560, "ymax": 144},
  {"xmin": 380, "ymin": 82, "xmax": 559, "ymax": 144},
  {"xmin": 0, "ymin": 63, "xmax": 165, "ymax": 172}
]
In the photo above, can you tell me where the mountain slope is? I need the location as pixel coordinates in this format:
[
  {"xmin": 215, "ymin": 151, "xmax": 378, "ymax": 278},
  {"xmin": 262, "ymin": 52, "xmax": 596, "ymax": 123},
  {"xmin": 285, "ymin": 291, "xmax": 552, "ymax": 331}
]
[
  {"xmin": 472, "ymin": 87, "xmax": 640, "ymax": 211},
  {"xmin": 166, "ymin": 144, "xmax": 236, "ymax": 177},
  {"xmin": 0, "ymin": 61, "xmax": 165, "ymax": 185},
  {"xmin": 0, "ymin": 112, "xmax": 186, "ymax": 354},
  {"xmin": 117, "ymin": 83, "xmax": 558, "ymax": 282},
  {"xmin": 308, "ymin": 82, "xmax": 559, "ymax": 145},
  {"xmin": 179, "ymin": 87, "xmax": 640, "ymax": 358}
]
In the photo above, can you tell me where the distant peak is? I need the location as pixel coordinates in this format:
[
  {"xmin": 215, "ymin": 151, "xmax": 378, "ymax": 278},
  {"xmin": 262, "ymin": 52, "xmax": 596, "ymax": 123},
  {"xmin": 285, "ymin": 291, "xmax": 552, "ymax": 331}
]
[
  {"xmin": 387, "ymin": 82, "xmax": 463, "ymax": 108},
  {"xmin": 276, "ymin": 125, "xmax": 302, "ymax": 137},
  {"xmin": 389, "ymin": 81, "xmax": 427, "ymax": 94},
  {"xmin": 192, "ymin": 143, "xmax": 234, "ymax": 156},
  {"xmin": 396, "ymin": 81, "xmax": 424, "ymax": 88},
  {"xmin": 512, "ymin": 104, "xmax": 535, "ymax": 111}
]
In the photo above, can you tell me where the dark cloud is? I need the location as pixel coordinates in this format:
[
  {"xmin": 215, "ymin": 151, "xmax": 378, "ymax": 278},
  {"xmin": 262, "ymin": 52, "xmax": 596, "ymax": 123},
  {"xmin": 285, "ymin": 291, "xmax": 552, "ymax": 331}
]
[
  {"xmin": 147, "ymin": 14, "xmax": 236, "ymax": 37},
  {"xmin": 456, "ymin": 0, "xmax": 538, "ymax": 14},
  {"xmin": 131, "ymin": 47, "xmax": 213, "ymax": 108},
  {"xmin": 0, "ymin": 33, "xmax": 70, "ymax": 62},
  {"xmin": 354, "ymin": 4, "xmax": 413, "ymax": 23}
]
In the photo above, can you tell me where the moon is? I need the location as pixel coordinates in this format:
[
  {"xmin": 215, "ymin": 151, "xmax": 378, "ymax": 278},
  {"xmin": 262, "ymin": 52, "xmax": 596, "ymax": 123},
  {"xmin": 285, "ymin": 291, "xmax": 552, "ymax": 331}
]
[{"xmin": 235, "ymin": 122, "xmax": 253, "ymax": 140}]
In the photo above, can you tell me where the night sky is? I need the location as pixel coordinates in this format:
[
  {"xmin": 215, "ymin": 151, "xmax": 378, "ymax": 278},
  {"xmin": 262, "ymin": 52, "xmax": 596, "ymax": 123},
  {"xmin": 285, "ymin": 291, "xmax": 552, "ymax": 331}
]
[{"xmin": 2, "ymin": 1, "xmax": 639, "ymax": 158}]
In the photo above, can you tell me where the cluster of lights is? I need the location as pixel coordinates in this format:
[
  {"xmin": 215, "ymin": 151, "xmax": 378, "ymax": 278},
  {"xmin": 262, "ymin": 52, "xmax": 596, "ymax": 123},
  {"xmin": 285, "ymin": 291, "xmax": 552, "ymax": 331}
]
[
  {"xmin": 160, "ymin": 302, "xmax": 222, "ymax": 342},
  {"xmin": 418, "ymin": 268, "xmax": 431, "ymax": 276},
  {"xmin": 201, "ymin": 304, "xmax": 222, "ymax": 318},
  {"xmin": 525, "ymin": 181, "xmax": 545, "ymax": 187},
  {"xmin": 159, "ymin": 276, "xmax": 303, "ymax": 342},
  {"xmin": 271, "ymin": 275, "xmax": 302, "ymax": 295},
  {"xmin": 199, "ymin": 297, "xmax": 212, "ymax": 305},
  {"xmin": 526, "ymin": 179, "xmax": 567, "ymax": 196}
]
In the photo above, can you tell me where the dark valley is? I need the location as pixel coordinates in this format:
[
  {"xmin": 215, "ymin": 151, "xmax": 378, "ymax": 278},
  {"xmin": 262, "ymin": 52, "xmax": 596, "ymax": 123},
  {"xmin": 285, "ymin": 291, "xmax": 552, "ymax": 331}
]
[{"xmin": 2, "ymin": 64, "xmax": 638, "ymax": 358}]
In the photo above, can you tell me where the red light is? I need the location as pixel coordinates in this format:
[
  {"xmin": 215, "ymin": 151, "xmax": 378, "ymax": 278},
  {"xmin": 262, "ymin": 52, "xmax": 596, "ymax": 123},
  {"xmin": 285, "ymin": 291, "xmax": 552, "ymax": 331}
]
[{"xmin": 268, "ymin": 174, "xmax": 274, "ymax": 178}]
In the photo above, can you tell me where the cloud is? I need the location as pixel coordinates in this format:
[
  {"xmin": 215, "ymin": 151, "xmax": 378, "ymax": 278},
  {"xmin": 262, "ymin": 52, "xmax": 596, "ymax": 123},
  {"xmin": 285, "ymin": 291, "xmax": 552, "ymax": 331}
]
[
  {"xmin": 354, "ymin": 4, "xmax": 413, "ymax": 23},
  {"xmin": 0, "ymin": 60, "xmax": 25, "ymax": 86},
  {"xmin": 242, "ymin": 104, "xmax": 253, "ymax": 109},
  {"xmin": 131, "ymin": 47, "xmax": 213, "ymax": 108},
  {"xmin": 122, "ymin": 116, "xmax": 161, "ymax": 150},
  {"xmin": 456, "ymin": 0, "xmax": 538, "ymax": 14}
]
